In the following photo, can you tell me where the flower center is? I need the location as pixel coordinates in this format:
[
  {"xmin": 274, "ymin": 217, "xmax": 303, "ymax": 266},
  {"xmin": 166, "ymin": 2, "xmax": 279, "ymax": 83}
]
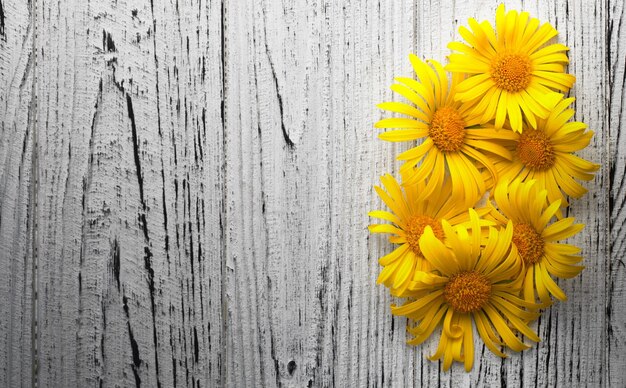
[
  {"xmin": 429, "ymin": 107, "xmax": 466, "ymax": 152},
  {"xmin": 443, "ymin": 271, "xmax": 492, "ymax": 313},
  {"xmin": 512, "ymin": 223, "xmax": 545, "ymax": 265},
  {"xmin": 490, "ymin": 53, "xmax": 532, "ymax": 92},
  {"xmin": 405, "ymin": 215, "xmax": 444, "ymax": 256},
  {"xmin": 516, "ymin": 129, "xmax": 556, "ymax": 170}
]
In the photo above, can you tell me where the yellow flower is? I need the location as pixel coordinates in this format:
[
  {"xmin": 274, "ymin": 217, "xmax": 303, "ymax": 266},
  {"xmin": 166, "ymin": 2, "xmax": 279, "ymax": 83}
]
[
  {"xmin": 491, "ymin": 179, "xmax": 585, "ymax": 307},
  {"xmin": 391, "ymin": 209, "xmax": 539, "ymax": 371},
  {"xmin": 375, "ymin": 56, "xmax": 514, "ymax": 205},
  {"xmin": 369, "ymin": 174, "xmax": 485, "ymax": 297},
  {"xmin": 446, "ymin": 4, "xmax": 575, "ymax": 133},
  {"xmin": 485, "ymin": 96, "xmax": 599, "ymax": 215}
]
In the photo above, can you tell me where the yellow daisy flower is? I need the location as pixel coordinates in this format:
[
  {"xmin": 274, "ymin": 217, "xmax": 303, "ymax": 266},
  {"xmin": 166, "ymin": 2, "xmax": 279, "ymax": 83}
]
[
  {"xmin": 392, "ymin": 209, "xmax": 539, "ymax": 371},
  {"xmin": 375, "ymin": 56, "xmax": 514, "ymax": 206},
  {"xmin": 491, "ymin": 179, "xmax": 585, "ymax": 307},
  {"xmin": 446, "ymin": 4, "xmax": 575, "ymax": 133},
  {"xmin": 486, "ymin": 96, "xmax": 599, "ymax": 214},
  {"xmin": 369, "ymin": 174, "xmax": 485, "ymax": 297}
]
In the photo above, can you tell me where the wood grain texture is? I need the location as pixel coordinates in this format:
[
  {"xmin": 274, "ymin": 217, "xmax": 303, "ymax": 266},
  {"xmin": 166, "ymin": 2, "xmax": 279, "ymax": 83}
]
[
  {"xmin": 3, "ymin": 0, "xmax": 225, "ymax": 387},
  {"xmin": 0, "ymin": 0, "xmax": 621, "ymax": 387},
  {"xmin": 0, "ymin": 1, "xmax": 36, "ymax": 386}
]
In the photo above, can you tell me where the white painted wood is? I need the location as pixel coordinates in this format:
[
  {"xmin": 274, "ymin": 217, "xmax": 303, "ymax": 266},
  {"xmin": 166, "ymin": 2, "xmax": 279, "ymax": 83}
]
[
  {"xmin": 0, "ymin": 0, "xmax": 621, "ymax": 387},
  {"xmin": 2, "ymin": 0, "xmax": 225, "ymax": 387},
  {"xmin": 0, "ymin": 0, "xmax": 37, "ymax": 387}
]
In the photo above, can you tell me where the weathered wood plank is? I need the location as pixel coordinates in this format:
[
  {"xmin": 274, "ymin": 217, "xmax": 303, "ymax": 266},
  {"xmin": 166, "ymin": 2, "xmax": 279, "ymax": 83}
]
[
  {"xmin": 7, "ymin": 0, "xmax": 225, "ymax": 387},
  {"xmin": 609, "ymin": 0, "xmax": 626, "ymax": 387},
  {"xmin": 0, "ymin": 1, "xmax": 36, "ymax": 387},
  {"xmin": 221, "ymin": 1, "xmax": 418, "ymax": 386},
  {"xmin": 221, "ymin": 0, "xmax": 610, "ymax": 386},
  {"xmin": 377, "ymin": 1, "xmax": 610, "ymax": 387},
  {"xmin": 528, "ymin": 2, "xmax": 609, "ymax": 387}
]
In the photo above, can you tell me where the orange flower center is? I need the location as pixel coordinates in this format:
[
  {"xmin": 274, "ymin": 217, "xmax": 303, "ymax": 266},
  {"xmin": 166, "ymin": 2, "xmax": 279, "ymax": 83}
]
[
  {"xmin": 512, "ymin": 223, "xmax": 545, "ymax": 265},
  {"xmin": 516, "ymin": 129, "xmax": 556, "ymax": 170},
  {"xmin": 444, "ymin": 271, "xmax": 492, "ymax": 313},
  {"xmin": 490, "ymin": 53, "xmax": 532, "ymax": 92},
  {"xmin": 405, "ymin": 215, "xmax": 444, "ymax": 256},
  {"xmin": 429, "ymin": 106, "xmax": 466, "ymax": 152}
]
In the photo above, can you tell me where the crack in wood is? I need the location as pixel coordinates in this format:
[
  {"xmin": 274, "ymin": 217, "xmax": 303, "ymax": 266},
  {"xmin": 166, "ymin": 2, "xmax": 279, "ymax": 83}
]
[
  {"xmin": 125, "ymin": 93, "xmax": 162, "ymax": 388},
  {"xmin": 123, "ymin": 294, "xmax": 143, "ymax": 388},
  {"xmin": 0, "ymin": 0, "xmax": 5, "ymax": 37},
  {"xmin": 111, "ymin": 237, "xmax": 121, "ymax": 290},
  {"xmin": 103, "ymin": 29, "xmax": 116, "ymax": 52},
  {"xmin": 262, "ymin": 12, "xmax": 294, "ymax": 149},
  {"xmin": 268, "ymin": 55, "xmax": 294, "ymax": 149}
]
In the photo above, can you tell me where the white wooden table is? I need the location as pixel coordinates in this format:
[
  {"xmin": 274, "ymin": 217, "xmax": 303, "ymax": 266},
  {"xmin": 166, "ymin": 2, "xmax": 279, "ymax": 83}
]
[{"xmin": 0, "ymin": 0, "xmax": 622, "ymax": 386}]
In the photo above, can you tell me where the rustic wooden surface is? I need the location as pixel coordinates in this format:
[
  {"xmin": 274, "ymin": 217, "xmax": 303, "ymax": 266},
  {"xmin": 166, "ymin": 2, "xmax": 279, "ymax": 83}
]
[{"xmin": 0, "ymin": 0, "xmax": 621, "ymax": 387}]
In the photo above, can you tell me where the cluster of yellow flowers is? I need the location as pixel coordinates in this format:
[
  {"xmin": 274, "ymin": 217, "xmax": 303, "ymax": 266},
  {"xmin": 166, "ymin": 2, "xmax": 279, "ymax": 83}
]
[{"xmin": 369, "ymin": 5, "xmax": 599, "ymax": 371}]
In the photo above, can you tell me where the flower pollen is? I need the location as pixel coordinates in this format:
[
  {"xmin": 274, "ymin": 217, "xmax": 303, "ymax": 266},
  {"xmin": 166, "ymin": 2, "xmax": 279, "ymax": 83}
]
[
  {"xmin": 517, "ymin": 129, "xmax": 556, "ymax": 170},
  {"xmin": 512, "ymin": 223, "xmax": 545, "ymax": 265},
  {"xmin": 490, "ymin": 53, "xmax": 532, "ymax": 92},
  {"xmin": 405, "ymin": 215, "xmax": 444, "ymax": 256},
  {"xmin": 429, "ymin": 106, "xmax": 466, "ymax": 152},
  {"xmin": 444, "ymin": 271, "xmax": 492, "ymax": 313}
]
